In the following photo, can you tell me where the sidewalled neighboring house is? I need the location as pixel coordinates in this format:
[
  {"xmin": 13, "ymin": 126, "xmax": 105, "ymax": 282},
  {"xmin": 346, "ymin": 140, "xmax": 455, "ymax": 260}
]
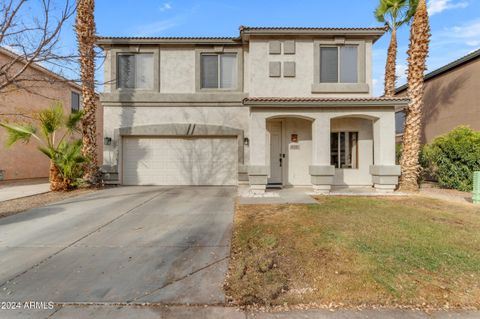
[
  {"xmin": 395, "ymin": 49, "xmax": 480, "ymax": 144},
  {"xmin": 0, "ymin": 47, "xmax": 103, "ymax": 181}
]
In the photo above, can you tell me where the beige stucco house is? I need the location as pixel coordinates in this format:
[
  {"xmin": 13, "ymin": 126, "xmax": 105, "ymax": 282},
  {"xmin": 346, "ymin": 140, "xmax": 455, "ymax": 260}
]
[
  {"xmin": 98, "ymin": 26, "xmax": 408, "ymax": 193},
  {"xmin": 0, "ymin": 47, "xmax": 103, "ymax": 181},
  {"xmin": 395, "ymin": 48, "xmax": 480, "ymax": 144}
]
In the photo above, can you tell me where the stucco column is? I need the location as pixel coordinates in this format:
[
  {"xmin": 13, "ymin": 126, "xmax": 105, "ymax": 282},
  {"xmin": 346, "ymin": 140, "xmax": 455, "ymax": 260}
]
[
  {"xmin": 370, "ymin": 111, "xmax": 401, "ymax": 192},
  {"xmin": 310, "ymin": 116, "xmax": 335, "ymax": 194},
  {"xmin": 248, "ymin": 112, "xmax": 268, "ymax": 194}
]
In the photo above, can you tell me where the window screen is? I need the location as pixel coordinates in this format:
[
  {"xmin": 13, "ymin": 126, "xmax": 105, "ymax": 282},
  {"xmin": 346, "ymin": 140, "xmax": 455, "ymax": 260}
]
[
  {"xmin": 117, "ymin": 53, "xmax": 153, "ymax": 89},
  {"xmin": 71, "ymin": 92, "xmax": 80, "ymax": 112},
  {"xmin": 220, "ymin": 54, "xmax": 237, "ymax": 88},
  {"xmin": 320, "ymin": 47, "xmax": 338, "ymax": 83},
  {"xmin": 340, "ymin": 46, "xmax": 358, "ymax": 83},
  {"xmin": 201, "ymin": 55, "xmax": 219, "ymax": 88}
]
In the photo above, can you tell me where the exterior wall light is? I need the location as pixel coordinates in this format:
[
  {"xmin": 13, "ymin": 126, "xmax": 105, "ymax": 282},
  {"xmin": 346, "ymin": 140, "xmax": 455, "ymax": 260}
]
[
  {"xmin": 244, "ymin": 137, "xmax": 249, "ymax": 146},
  {"xmin": 104, "ymin": 137, "xmax": 112, "ymax": 146}
]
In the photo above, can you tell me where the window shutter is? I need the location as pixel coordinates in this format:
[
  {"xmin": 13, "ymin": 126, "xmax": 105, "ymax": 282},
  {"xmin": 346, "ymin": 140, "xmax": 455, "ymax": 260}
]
[
  {"xmin": 220, "ymin": 54, "xmax": 236, "ymax": 89},
  {"xmin": 320, "ymin": 47, "xmax": 338, "ymax": 83},
  {"xmin": 201, "ymin": 55, "xmax": 219, "ymax": 88},
  {"xmin": 340, "ymin": 46, "xmax": 358, "ymax": 83}
]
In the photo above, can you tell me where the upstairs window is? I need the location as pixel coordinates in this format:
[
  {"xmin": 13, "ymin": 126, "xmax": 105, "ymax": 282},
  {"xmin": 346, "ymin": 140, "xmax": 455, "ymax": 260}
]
[
  {"xmin": 71, "ymin": 91, "xmax": 80, "ymax": 112},
  {"xmin": 117, "ymin": 53, "xmax": 154, "ymax": 89},
  {"xmin": 320, "ymin": 46, "xmax": 358, "ymax": 83},
  {"xmin": 200, "ymin": 53, "xmax": 237, "ymax": 89},
  {"xmin": 331, "ymin": 132, "xmax": 359, "ymax": 169},
  {"xmin": 395, "ymin": 111, "xmax": 406, "ymax": 134}
]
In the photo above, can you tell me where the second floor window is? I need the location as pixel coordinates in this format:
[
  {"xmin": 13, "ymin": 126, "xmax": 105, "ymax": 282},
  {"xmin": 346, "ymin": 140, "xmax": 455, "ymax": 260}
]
[
  {"xmin": 71, "ymin": 91, "xmax": 80, "ymax": 112},
  {"xmin": 200, "ymin": 53, "xmax": 237, "ymax": 89},
  {"xmin": 395, "ymin": 111, "xmax": 406, "ymax": 135},
  {"xmin": 320, "ymin": 46, "xmax": 358, "ymax": 83},
  {"xmin": 117, "ymin": 53, "xmax": 154, "ymax": 89}
]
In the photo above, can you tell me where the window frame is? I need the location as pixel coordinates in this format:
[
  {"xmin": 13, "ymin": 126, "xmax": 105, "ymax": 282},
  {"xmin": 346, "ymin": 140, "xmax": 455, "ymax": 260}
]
[
  {"xmin": 111, "ymin": 47, "xmax": 159, "ymax": 93},
  {"xmin": 116, "ymin": 52, "xmax": 155, "ymax": 90},
  {"xmin": 330, "ymin": 131, "xmax": 359, "ymax": 169},
  {"xmin": 319, "ymin": 45, "xmax": 359, "ymax": 84},
  {"xmin": 71, "ymin": 91, "xmax": 80, "ymax": 113},
  {"xmin": 200, "ymin": 53, "xmax": 238, "ymax": 90},
  {"xmin": 195, "ymin": 48, "xmax": 243, "ymax": 93},
  {"xmin": 312, "ymin": 40, "xmax": 368, "ymax": 93}
]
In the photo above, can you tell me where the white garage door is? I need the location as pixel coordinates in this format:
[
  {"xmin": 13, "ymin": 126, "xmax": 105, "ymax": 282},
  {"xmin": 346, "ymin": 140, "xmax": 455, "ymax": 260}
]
[{"xmin": 122, "ymin": 137, "xmax": 238, "ymax": 186}]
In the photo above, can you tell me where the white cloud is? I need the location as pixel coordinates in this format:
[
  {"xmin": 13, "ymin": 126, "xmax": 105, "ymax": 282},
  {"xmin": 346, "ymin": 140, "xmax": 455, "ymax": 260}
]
[
  {"xmin": 395, "ymin": 63, "xmax": 408, "ymax": 85},
  {"xmin": 134, "ymin": 16, "xmax": 181, "ymax": 36},
  {"xmin": 436, "ymin": 19, "xmax": 480, "ymax": 47},
  {"xmin": 159, "ymin": 3, "xmax": 172, "ymax": 12},
  {"xmin": 428, "ymin": 0, "xmax": 468, "ymax": 16}
]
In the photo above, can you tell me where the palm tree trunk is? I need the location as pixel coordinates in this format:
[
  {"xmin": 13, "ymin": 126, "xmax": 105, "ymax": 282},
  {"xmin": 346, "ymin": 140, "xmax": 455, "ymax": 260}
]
[
  {"xmin": 399, "ymin": 0, "xmax": 430, "ymax": 191},
  {"xmin": 76, "ymin": 0, "xmax": 100, "ymax": 186},
  {"xmin": 384, "ymin": 28, "xmax": 398, "ymax": 97},
  {"xmin": 49, "ymin": 161, "xmax": 65, "ymax": 192}
]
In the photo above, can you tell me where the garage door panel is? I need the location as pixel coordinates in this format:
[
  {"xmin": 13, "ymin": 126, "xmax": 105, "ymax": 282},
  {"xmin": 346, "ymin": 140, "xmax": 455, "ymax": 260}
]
[{"xmin": 122, "ymin": 137, "xmax": 237, "ymax": 186}]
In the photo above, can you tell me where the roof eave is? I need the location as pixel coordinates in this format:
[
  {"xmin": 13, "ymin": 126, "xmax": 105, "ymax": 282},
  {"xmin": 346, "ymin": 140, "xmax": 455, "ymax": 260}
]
[
  {"xmin": 240, "ymin": 29, "xmax": 386, "ymax": 43},
  {"xmin": 96, "ymin": 37, "xmax": 242, "ymax": 47},
  {"xmin": 243, "ymin": 100, "xmax": 409, "ymax": 107}
]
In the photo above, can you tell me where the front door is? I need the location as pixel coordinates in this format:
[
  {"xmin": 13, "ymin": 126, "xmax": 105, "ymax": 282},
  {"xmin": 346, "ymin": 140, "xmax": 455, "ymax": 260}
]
[{"xmin": 267, "ymin": 121, "xmax": 283, "ymax": 184}]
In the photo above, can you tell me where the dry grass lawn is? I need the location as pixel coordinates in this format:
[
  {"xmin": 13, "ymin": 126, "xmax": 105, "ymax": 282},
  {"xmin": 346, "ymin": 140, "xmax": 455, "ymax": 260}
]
[{"xmin": 225, "ymin": 196, "xmax": 480, "ymax": 309}]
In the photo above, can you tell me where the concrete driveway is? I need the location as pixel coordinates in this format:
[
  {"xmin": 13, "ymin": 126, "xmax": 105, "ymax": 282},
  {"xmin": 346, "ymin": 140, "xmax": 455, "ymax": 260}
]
[{"xmin": 0, "ymin": 186, "xmax": 235, "ymax": 304}]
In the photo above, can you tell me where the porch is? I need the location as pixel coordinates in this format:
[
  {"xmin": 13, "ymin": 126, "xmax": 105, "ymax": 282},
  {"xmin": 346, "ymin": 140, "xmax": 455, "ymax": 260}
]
[{"xmin": 243, "ymin": 97, "xmax": 409, "ymax": 194}]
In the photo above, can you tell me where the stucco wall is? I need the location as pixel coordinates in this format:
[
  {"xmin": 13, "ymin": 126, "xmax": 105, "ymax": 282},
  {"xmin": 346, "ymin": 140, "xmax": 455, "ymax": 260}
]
[
  {"xmin": 396, "ymin": 57, "xmax": 480, "ymax": 144},
  {"xmin": 0, "ymin": 53, "xmax": 103, "ymax": 181}
]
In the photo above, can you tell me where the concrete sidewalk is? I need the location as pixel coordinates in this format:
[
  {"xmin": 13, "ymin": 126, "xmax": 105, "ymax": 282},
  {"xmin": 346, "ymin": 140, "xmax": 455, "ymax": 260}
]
[
  {"xmin": 2, "ymin": 305, "xmax": 479, "ymax": 319},
  {"xmin": 0, "ymin": 182, "xmax": 50, "ymax": 202}
]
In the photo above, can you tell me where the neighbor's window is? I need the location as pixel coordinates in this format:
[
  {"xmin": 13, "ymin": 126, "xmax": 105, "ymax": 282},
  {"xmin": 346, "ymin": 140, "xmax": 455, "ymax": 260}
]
[
  {"xmin": 200, "ymin": 53, "xmax": 237, "ymax": 89},
  {"xmin": 117, "ymin": 53, "xmax": 154, "ymax": 89},
  {"xmin": 395, "ymin": 111, "xmax": 406, "ymax": 134},
  {"xmin": 71, "ymin": 91, "xmax": 80, "ymax": 112},
  {"xmin": 331, "ymin": 132, "xmax": 359, "ymax": 169},
  {"xmin": 320, "ymin": 46, "xmax": 358, "ymax": 83}
]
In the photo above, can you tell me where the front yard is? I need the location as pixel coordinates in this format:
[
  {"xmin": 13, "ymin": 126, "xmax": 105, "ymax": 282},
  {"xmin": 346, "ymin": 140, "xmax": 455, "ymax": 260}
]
[{"xmin": 225, "ymin": 196, "xmax": 480, "ymax": 309}]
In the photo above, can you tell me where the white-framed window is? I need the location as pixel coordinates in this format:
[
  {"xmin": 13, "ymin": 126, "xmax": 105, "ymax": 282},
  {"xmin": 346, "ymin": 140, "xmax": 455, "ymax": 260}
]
[
  {"xmin": 331, "ymin": 132, "xmax": 359, "ymax": 169},
  {"xmin": 200, "ymin": 53, "xmax": 237, "ymax": 89},
  {"xmin": 117, "ymin": 53, "xmax": 154, "ymax": 89},
  {"xmin": 71, "ymin": 91, "xmax": 80, "ymax": 112},
  {"xmin": 320, "ymin": 46, "xmax": 358, "ymax": 83}
]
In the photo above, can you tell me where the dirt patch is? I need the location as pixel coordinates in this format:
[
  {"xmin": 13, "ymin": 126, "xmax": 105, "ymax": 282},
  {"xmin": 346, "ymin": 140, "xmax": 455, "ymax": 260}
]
[{"xmin": 0, "ymin": 188, "xmax": 97, "ymax": 219}]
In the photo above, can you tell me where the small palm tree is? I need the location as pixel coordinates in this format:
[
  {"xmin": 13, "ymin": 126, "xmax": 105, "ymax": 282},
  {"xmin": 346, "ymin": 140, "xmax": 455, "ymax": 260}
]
[
  {"xmin": 399, "ymin": 0, "xmax": 431, "ymax": 191},
  {"xmin": 1, "ymin": 103, "xmax": 85, "ymax": 191},
  {"xmin": 375, "ymin": 0, "xmax": 418, "ymax": 96}
]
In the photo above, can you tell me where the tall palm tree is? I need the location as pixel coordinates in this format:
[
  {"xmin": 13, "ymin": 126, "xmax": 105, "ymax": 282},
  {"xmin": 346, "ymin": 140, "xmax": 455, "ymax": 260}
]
[
  {"xmin": 76, "ymin": 0, "xmax": 100, "ymax": 185},
  {"xmin": 375, "ymin": 0, "xmax": 418, "ymax": 96},
  {"xmin": 399, "ymin": 0, "xmax": 431, "ymax": 191}
]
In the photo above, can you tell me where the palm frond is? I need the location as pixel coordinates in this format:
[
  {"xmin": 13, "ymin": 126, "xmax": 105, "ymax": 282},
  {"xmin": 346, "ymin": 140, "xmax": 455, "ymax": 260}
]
[
  {"xmin": 38, "ymin": 145, "xmax": 55, "ymax": 159},
  {"xmin": 0, "ymin": 123, "xmax": 37, "ymax": 147},
  {"xmin": 38, "ymin": 102, "xmax": 64, "ymax": 139},
  {"xmin": 65, "ymin": 110, "xmax": 83, "ymax": 133}
]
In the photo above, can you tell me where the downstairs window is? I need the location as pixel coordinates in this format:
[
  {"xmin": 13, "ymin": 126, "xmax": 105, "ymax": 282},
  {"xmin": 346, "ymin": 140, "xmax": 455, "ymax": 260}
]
[{"xmin": 331, "ymin": 132, "xmax": 359, "ymax": 169}]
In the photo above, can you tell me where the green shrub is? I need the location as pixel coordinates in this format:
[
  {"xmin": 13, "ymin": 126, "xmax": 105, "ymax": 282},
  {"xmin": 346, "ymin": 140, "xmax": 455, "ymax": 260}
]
[{"xmin": 421, "ymin": 126, "xmax": 480, "ymax": 192}]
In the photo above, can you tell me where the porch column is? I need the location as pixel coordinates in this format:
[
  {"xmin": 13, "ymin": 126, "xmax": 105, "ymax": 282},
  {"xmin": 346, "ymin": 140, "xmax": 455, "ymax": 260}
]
[
  {"xmin": 310, "ymin": 116, "xmax": 335, "ymax": 194},
  {"xmin": 370, "ymin": 112, "xmax": 401, "ymax": 192},
  {"xmin": 248, "ymin": 112, "xmax": 268, "ymax": 194}
]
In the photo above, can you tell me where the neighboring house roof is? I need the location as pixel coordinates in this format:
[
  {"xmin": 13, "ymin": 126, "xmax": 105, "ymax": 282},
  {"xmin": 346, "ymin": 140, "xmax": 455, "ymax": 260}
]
[
  {"xmin": 395, "ymin": 48, "xmax": 480, "ymax": 94},
  {"xmin": 97, "ymin": 25, "xmax": 386, "ymax": 46},
  {"xmin": 0, "ymin": 46, "xmax": 83, "ymax": 92},
  {"xmin": 243, "ymin": 96, "xmax": 409, "ymax": 107}
]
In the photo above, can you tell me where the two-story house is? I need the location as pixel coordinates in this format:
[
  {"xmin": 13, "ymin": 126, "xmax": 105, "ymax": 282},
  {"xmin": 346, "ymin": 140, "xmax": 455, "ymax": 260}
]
[{"xmin": 97, "ymin": 26, "xmax": 408, "ymax": 194}]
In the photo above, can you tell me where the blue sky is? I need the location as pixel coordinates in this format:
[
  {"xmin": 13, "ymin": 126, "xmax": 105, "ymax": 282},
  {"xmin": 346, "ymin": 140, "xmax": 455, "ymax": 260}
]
[{"xmin": 57, "ymin": 0, "xmax": 480, "ymax": 95}]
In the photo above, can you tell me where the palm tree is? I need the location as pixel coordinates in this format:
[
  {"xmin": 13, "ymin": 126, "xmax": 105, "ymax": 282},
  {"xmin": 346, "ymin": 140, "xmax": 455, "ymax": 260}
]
[
  {"xmin": 76, "ymin": 0, "xmax": 100, "ymax": 185},
  {"xmin": 375, "ymin": 0, "xmax": 418, "ymax": 96},
  {"xmin": 399, "ymin": 0, "xmax": 431, "ymax": 191},
  {"xmin": 1, "ymin": 103, "xmax": 85, "ymax": 191}
]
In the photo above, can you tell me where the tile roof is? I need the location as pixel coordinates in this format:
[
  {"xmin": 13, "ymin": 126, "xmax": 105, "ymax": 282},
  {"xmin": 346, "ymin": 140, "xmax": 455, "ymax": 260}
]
[
  {"xmin": 243, "ymin": 97, "xmax": 409, "ymax": 103},
  {"xmin": 96, "ymin": 36, "xmax": 239, "ymax": 40},
  {"xmin": 396, "ymin": 48, "xmax": 480, "ymax": 93},
  {"xmin": 239, "ymin": 26, "xmax": 387, "ymax": 32}
]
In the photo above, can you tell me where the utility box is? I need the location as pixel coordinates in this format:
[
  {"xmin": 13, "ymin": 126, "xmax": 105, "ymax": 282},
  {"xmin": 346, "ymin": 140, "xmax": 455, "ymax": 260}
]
[{"xmin": 473, "ymin": 171, "xmax": 480, "ymax": 204}]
